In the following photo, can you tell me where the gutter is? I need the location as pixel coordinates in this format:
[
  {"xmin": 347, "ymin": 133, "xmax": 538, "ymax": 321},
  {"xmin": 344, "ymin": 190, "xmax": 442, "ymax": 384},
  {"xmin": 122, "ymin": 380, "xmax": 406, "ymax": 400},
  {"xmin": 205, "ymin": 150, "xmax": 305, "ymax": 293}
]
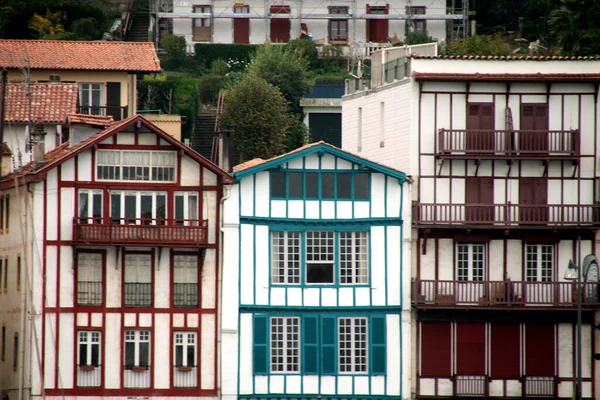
[{"xmin": 217, "ymin": 184, "xmax": 232, "ymax": 400}]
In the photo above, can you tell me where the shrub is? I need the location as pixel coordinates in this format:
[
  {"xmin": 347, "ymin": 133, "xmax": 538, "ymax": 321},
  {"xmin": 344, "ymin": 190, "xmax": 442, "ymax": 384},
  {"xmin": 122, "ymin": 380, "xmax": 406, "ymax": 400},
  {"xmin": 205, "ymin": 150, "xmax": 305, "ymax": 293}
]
[
  {"xmin": 194, "ymin": 43, "xmax": 257, "ymax": 68},
  {"xmin": 287, "ymin": 39, "xmax": 321, "ymax": 69},
  {"xmin": 198, "ymin": 74, "xmax": 231, "ymax": 105}
]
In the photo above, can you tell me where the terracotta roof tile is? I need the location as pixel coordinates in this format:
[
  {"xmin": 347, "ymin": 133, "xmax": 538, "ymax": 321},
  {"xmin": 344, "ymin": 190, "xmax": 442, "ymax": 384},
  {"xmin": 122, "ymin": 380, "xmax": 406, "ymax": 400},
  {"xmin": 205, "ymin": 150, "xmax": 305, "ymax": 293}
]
[
  {"xmin": 412, "ymin": 72, "xmax": 600, "ymax": 82},
  {"xmin": 5, "ymin": 82, "xmax": 78, "ymax": 123},
  {"xmin": 0, "ymin": 40, "xmax": 161, "ymax": 72},
  {"xmin": 69, "ymin": 114, "xmax": 114, "ymax": 127},
  {"xmin": 410, "ymin": 54, "xmax": 600, "ymax": 61}
]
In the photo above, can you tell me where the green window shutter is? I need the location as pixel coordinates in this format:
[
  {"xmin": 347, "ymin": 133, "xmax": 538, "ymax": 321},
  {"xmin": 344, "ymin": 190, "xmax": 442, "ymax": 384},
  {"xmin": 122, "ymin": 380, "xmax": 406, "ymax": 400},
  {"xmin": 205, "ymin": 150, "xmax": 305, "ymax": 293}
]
[
  {"xmin": 303, "ymin": 315, "xmax": 319, "ymax": 374},
  {"xmin": 321, "ymin": 316, "xmax": 337, "ymax": 375},
  {"xmin": 253, "ymin": 314, "xmax": 269, "ymax": 374},
  {"xmin": 370, "ymin": 315, "xmax": 386, "ymax": 375}
]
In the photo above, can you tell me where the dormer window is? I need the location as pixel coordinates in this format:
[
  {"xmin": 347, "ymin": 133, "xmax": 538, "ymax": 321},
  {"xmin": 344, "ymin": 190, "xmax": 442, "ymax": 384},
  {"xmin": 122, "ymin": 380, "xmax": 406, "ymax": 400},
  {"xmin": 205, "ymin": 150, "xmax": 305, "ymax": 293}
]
[{"xmin": 96, "ymin": 150, "xmax": 176, "ymax": 182}]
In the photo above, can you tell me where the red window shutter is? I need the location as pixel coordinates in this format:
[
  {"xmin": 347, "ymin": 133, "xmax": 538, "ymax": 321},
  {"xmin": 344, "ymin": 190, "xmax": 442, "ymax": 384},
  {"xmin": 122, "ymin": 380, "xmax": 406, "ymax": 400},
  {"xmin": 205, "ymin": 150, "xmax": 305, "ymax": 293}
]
[
  {"xmin": 456, "ymin": 322, "xmax": 486, "ymax": 375},
  {"xmin": 420, "ymin": 321, "xmax": 452, "ymax": 376},
  {"xmin": 490, "ymin": 323, "xmax": 520, "ymax": 378},
  {"xmin": 525, "ymin": 324, "xmax": 555, "ymax": 376}
]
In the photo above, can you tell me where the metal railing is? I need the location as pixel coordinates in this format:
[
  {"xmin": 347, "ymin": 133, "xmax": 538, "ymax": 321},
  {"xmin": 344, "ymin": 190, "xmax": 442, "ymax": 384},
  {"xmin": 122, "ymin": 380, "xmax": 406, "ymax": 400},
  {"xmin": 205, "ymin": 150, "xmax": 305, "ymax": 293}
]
[
  {"xmin": 124, "ymin": 283, "xmax": 152, "ymax": 307},
  {"xmin": 525, "ymin": 376, "xmax": 555, "ymax": 397},
  {"xmin": 73, "ymin": 218, "xmax": 209, "ymax": 247},
  {"xmin": 413, "ymin": 279, "xmax": 600, "ymax": 308},
  {"xmin": 455, "ymin": 375, "xmax": 486, "ymax": 396},
  {"xmin": 76, "ymin": 365, "xmax": 101, "ymax": 387},
  {"xmin": 124, "ymin": 365, "xmax": 151, "ymax": 388},
  {"xmin": 77, "ymin": 105, "xmax": 129, "ymax": 121},
  {"xmin": 437, "ymin": 129, "xmax": 579, "ymax": 158},
  {"xmin": 77, "ymin": 281, "xmax": 102, "ymax": 306},
  {"xmin": 412, "ymin": 203, "xmax": 600, "ymax": 227},
  {"xmin": 173, "ymin": 283, "xmax": 199, "ymax": 307},
  {"xmin": 173, "ymin": 365, "xmax": 198, "ymax": 388}
]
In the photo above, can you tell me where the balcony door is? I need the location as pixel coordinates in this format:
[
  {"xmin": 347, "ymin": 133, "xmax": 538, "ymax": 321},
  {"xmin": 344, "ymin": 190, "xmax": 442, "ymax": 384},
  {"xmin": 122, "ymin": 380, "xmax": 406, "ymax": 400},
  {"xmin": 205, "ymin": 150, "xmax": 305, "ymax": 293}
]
[
  {"xmin": 269, "ymin": 5, "xmax": 290, "ymax": 42},
  {"xmin": 466, "ymin": 103, "xmax": 495, "ymax": 152},
  {"xmin": 519, "ymin": 104, "xmax": 548, "ymax": 154},
  {"xmin": 456, "ymin": 243, "xmax": 486, "ymax": 302},
  {"xmin": 366, "ymin": 5, "xmax": 389, "ymax": 42},
  {"xmin": 193, "ymin": 5, "xmax": 211, "ymax": 41},
  {"xmin": 110, "ymin": 191, "xmax": 167, "ymax": 225},
  {"xmin": 465, "ymin": 177, "xmax": 494, "ymax": 223},
  {"xmin": 233, "ymin": 4, "xmax": 250, "ymax": 43},
  {"xmin": 519, "ymin": 178, "xmax": 548, "ymax": 223}
]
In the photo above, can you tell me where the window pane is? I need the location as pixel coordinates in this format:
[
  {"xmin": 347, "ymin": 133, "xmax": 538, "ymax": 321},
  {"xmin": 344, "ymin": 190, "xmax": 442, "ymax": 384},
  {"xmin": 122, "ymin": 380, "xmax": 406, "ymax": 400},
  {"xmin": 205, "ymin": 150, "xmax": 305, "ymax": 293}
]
[
  {"xmin": 271, "ymin": 172, "xmax": 286, "ymax": 197},
  {"xmin": 288, "ymin": 173, "xmax": 303, "ymax": 197},
  {"xmin": 306, "ymin": 173, "xmax": 318, "ymax": 198},
  {"xmin": 306, "ymin": 263, "xmax": 334, "ymax": 283},
  {"xmin": 322, "ymin": 173, "xmax": 334, "ymax": 198},
  {"xmin": 111, "ymin": 194, "xmax": 121, "ymax": 223},
  {"xmin": 337, "ymin": 174, "xmax": 351, "ymax": 199},
  {"xmin": 175, "ymin": 195, "xmax": 184, "ymax": 224},
  {"xmin": 79, "ymin": 192, "xmax": 88, "ymax": 219},
  {"xmin": 156, "ymin": 194, "xmax": 166, "ymax": 221},
  {"xmin": 187, "ymin": 344, "xmax": 195, "ymax": 366},
  {"xmin": 91, "ymin": 343, "xmax": 100, "ymax": 366},
  {"xmin": 141, "ymin": 195, "xmax": 152, "ymax": 223},
  {"xmin": 139, "ymin": 342, "xmax": 149, "ymax": 366},
  {"xmin": 175, "ymin": 345, "xmax": 183, "ymax": 366},
  {"xmin": 125, "ymin": 342, "xmax": 135, "ymax": 367},
  {"xmin": 92, "ymin": 194, "xmax": 102, "ymax": 221},
  {"xmin": 125, "ymin": 195, "xmax": 137, "ymax": 223},
  {"xmin": 79, "ymin": 343, "xmax": 87, "ymax": 366},
  {"xmin": 354, "ymin": 174, "xmax": 369, "ymax": 199}
]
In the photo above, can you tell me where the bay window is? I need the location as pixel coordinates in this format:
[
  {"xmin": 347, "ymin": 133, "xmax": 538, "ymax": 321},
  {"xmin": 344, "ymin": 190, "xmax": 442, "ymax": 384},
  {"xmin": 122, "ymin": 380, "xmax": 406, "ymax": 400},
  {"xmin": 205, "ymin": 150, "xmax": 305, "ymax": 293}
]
[{"xmin": 96, "ymin": 150, "xmax": 176, "ymax": 182}]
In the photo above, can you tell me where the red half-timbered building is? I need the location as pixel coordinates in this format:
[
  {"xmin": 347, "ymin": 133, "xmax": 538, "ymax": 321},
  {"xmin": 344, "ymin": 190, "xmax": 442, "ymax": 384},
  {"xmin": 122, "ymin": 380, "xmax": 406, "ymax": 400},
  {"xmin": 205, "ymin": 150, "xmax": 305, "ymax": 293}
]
[
  {"xmin": 342, "ymin": 55, "xmax": 600, "ymax": 399},
  {"xmin": 0, "ymin": 115, "xmax": 232, "ymax": 400}
]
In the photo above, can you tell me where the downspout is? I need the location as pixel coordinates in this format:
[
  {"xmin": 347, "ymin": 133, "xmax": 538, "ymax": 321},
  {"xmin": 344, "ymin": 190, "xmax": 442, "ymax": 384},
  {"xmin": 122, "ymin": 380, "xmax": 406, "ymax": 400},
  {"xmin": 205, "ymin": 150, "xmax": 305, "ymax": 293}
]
[{"xmin": 218, "ymin": 184, "xmax": 232, "ymax": 400}]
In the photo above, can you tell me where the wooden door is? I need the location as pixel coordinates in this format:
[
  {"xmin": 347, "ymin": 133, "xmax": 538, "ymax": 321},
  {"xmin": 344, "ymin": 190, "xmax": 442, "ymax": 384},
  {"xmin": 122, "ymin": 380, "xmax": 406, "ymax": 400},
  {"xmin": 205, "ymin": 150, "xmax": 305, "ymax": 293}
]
[
  {"xmin": 366, "ymin": 5, "xmax": 388, "ymax": 42},
  {"xmin": 520, "ymin": 104, "xmax": 548, "ymax": 154},
  {"xmin": 466, "ymin": 177, "xmax": 494, "ymax": 223},
  {"xmin": 466, "ymin": 103, "xmax": 495, "ymax": 153},
  {"xmin": 519, "ymin": 178, "xmax": 548, "ymax": 223},
  {"xmin": 106, "ymin": 82, "xmax": 122, "ymax": 120}
]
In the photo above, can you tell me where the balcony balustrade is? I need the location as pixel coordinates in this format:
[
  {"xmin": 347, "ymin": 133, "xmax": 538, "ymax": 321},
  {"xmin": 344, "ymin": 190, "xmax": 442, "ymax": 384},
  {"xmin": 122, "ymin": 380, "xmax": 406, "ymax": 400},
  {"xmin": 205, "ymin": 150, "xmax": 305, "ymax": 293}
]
[
  {"xmin": 123, "ymin": 365, "xmax": 151, "ymax": 388},
  {"xmin": 173, "ymin": 365, "xmax": 198, "ymax": 388},
  {"xmin": 76, "ymin": 365, "xmax": 101, "ymax": 387},
  {"xmin": 73, "ymin": 218, "xmax": 209, "ymax": 247},
  {"xmin": 173, "ymin": 283, "xmax": 199, "ymax": 307},
  {"xmin": 421, "ymin": 375, "xmax": 556, "ymax": 398},
  {"xmin": 77, "ymin": 281, "xmax": 102, "ymax": 306},
  {"xmin": 412, "ymin": 279, "xmax": 600, "ymax": 309},
  {"xmin": 77, "ymin": 105, "xmax": 128, "ymax": 121},
  {"xmin": 124, "ymin": 283, "xmax": 152, "ymax": 307},
  {"xmin": 412, "ymin": 202, "xmax": 600, "ymax": 228},
  {"xmin": 437, "ymin": 128, "xmax": 579, "ymax": 160}
]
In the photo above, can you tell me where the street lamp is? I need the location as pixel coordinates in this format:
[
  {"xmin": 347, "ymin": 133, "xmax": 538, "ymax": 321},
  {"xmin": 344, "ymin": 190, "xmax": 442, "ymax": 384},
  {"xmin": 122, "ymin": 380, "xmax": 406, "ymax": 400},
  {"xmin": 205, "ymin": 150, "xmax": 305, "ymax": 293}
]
[{"xmin": 564, "ymin": 236, "xmax": 582, "ymax": 400}]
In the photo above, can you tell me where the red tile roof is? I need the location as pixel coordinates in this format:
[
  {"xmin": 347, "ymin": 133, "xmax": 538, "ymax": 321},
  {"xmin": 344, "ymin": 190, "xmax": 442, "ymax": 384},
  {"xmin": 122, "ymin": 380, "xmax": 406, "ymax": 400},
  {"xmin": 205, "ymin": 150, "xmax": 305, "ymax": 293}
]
[
  {"xmin": 412, "ymin": 72, "xmax": 600, "ymax": 82},
  {"xmin": 5, "ymin": 82, "xmax": 78, "ymax": 123},
  {"xmin": 69, "ymin": 114, "xmax": 114, "ymax": 127},
  {"xmin": 0, "ymin": 40, "xmax": 161, "ymax": 72},
  {"xmin": 410, "ymin": 55, "xmax": 600, "ymax": 60}
]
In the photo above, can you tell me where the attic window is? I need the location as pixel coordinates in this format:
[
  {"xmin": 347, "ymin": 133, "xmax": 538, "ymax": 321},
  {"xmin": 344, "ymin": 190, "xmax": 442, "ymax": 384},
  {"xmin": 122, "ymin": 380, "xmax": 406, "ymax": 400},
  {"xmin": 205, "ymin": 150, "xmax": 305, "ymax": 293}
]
[{"xmin": 270, "ymin": 170, "xmax": 370, "ymax": 200}]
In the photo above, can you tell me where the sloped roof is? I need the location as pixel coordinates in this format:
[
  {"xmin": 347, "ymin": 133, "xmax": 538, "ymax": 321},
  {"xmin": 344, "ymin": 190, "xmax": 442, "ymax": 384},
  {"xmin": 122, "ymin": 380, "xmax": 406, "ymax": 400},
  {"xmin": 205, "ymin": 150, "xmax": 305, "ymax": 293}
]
[
  {"xmin": 68, "ymin": 114, "xmax": 114, "ymax": 127},
  {"xmin": 412, "ymin": 72, "xmax": 600, "ymax": 82},
  {"xmin": 409, "ymin": 55, "xmax": 600, "ymax": 61},
  {"xmin": 5, "ymin": 82, "xmax": 78, "ymax": 123},
  {"xmin": 1, "ymin": 115, "xmax": 233, "ymax": 187},
  {"xmin": 233, "ymin": 141, "xmax": 407, "ymax": 182},
  {"xmin": 0, "ymin": 40, "xmax": 161, "ymax": 72}
]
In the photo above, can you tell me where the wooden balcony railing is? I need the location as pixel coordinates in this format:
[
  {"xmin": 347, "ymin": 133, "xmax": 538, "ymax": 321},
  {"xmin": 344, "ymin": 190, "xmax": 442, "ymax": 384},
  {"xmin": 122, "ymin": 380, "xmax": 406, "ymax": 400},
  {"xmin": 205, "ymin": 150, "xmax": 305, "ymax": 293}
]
[
  {"xmin": 413, "ymin": 279, "xmax": 600, "ymax": 309},
  {"xmin": 77, "ymin": 105, "xmax": 128, "ymax": 121},
  {"xmin": 412, "ymin": 202, "xmax": 600, "ymax": 228},
  {"xmin": 421, "ymin": 375, "xmax": 556, "ymax": 398},
  {"xmin": 73, "ymin": 218, "xmax": 208, "ymax": 247},
  {"xmin": 437, "ymin": 129, "xmax": 579, "ymax": 160}
]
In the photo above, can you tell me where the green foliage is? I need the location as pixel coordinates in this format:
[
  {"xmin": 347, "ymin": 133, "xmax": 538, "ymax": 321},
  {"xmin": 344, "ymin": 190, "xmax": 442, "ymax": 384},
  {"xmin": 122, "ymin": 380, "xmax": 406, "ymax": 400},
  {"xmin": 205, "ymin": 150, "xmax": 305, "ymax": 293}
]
[
  {"xmin": 29, "ymin": 9, "xmax": 65, "ymax": 38},
  {"xmin": 220, "ymin": 75, "xmax": 291, "ymax": 161},
  {"xmin": 210, "ymin": 58, "xmax": 229, "ymax": 76},
  {"xmin": 286, "ymin": 39, "xmax": 321, "ymax": 70},
  {"xmin": 198, "ymin": 74, "xmax": 231, "ymax": 105},
  {"xmin": 285, "ymin": 116, "xmax": 310, "ymax": 151},
  {"xmin": 194, "ymin": 43, "xmax": 257, "ymax": 69},
  {"xmin": 405, "ymin": 32, "xmax": 436, "ymax": 45},
  {"xmin": 70, "ymin": 17, "xmax": 99, "ymax": 40},
  {"xmin": 549, "ymin": 0, "xmax": 600, "ymax": 56},
  {"xmin": 161, "ymin": 34, "xmax": 187, "ymax": 62},
  {"xmin": 446, "ymin": 34, "xmax": 513, "ymax": 56},
  {"xmin": 521, "ymin": 0, "xmax": 557, "ymax": 44},
  {"xmin": 247, "ymin": 44, "xmax": 313, "ymax": 115},
  {"xmin": 320, "ymin": 44, "xmax": 344, "ymax": 57},
  {"xmin": 314, "ymin": 75, "xmax": 347, "ymax": 84}
]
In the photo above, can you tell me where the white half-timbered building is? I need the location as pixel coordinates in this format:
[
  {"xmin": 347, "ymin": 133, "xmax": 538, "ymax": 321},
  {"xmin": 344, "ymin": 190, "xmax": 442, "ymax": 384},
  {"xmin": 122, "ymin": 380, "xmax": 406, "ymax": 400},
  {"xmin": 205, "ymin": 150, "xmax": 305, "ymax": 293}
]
[
  {"xmin": 0, "ymin": 115, "xmax": 232, "ymax": 400},
  {"xmin": 342, "ymin": 55, "xmax": 600, "ymax": 399},
  {"xmin": 221, "ymin": 142, "xmax": 411, "ymax": 400}
]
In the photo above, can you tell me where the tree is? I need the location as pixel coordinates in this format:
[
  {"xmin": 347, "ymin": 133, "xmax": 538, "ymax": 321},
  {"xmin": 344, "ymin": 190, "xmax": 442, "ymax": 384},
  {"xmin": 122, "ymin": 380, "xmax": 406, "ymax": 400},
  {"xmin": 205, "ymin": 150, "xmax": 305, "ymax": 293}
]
[
  {"xmin": 29, "ymin": 9, "xmax": 65, "ymax": 38},
  {"xmin": 549, "ymin": 0, "xmax": 600, "ymax": 56},
  {"xmin": 246, "ymin": 44, "xmax": 313, "ymax": 116},
  {"xmin": 220, "ymin": 75, "xmax": 292, "ymax": 161},
  {"xmin": 446, "ymin": 34, "xmax": 514, "ymax": 56}
]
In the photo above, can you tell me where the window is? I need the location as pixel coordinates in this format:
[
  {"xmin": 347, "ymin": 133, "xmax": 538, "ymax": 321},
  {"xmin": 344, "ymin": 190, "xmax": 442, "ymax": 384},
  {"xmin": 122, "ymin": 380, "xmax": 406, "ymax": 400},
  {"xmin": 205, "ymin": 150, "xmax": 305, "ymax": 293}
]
[
  {"xmin": 77, "ymin": 252, "xmax": 103, "ymax": 306},
  {"xmin": 339, "ymin": 317, "xmax": 368, "ymax": 373},
  {"xmin": 328, "ymin": 7, "xmax": 348, "ymax": 42},
  {"xmin": 96, "ymin": 150, "xmax": 176, "ymax": 182},
  {"xmin": 270, "ymin": 317, "xmax": 300, "ymax": 372},
  {"xmin": 3, "ymin": 257, "xmax": 7, "ymax": 292},
  {"xmin": 125, "ymin": 330, "xmax": 150, "ymax": 369},
  {"xmin": 193, "ymin": 5, "xmax": 212, "ymax": 41},
  {"xmin": 0, "ymin": 258, "xmax": 3, "ymax": 294},
  {"xmin": 13, "ymin": 332, "xmax": 18, "ymax": 371},
  {"xmin": 306, "ymin": 231, "xmax": 335, "ymax": 284},
  {"xmin": 78, "ymin": 190, "xmax": 103, "ymax": 224},
  {"xmin": 1, "ymin": 326, "xmax": 5, "ymax": 361},
  {"xmin": 174, "ymin": 332, "xmax": 196, "ymax": 367},
  {"xmin": 406, "ymin": 6, "xmax": 426, "ymax": 34},
  {"xmin": 253, "ymin": 314, "xmax": 385, "ymax": 375},
  {"xmin": 270, "ymin": 171, "xmax": 370, "ymax": 200},
  {"xmin": 173, "ymin": 255, "xmax": 199, "ymax": 307},
  {"xmin": 0, "ymin": 194, "xmax": 9, "ymax": 233},
  {"xmin": 110, "ymin": 191, "xmax": 167, "ymax": 225},
  {"xmin": 16, "ymin": 256, "xmax": 20, "ymax": 292},
  {"xmin": 124, "ymin": 254, "xmax": 152, "ymax": 307},
  {"xmin": 78, "ymin": 331, "xmax": 101, "ymax": 367},
  {"xmin": 79, "ymin": 83, "xmax": 104, "ymax": 115},
  {"xmin": 174, "ymin": 192, "xmax": 199, "ymax": 226},
  {"xmin": 272, "ymin": 231, "xmax": 369, "ymax": 285},
  {"xmin": 526, "ymin": 244, "xmax": 553, "ymax": 282},
  {"xmin": 456, "ymin": 243, "xmax": 485, "ymax": 281}
]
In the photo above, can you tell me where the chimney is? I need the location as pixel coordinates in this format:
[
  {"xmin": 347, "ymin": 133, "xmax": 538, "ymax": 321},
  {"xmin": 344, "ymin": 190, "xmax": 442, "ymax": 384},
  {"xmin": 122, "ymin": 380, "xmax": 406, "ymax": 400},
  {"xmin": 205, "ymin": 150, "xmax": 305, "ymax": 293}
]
[{"xmin": 31, "ymin": 123, "xmax": 46, "ymax": 168}]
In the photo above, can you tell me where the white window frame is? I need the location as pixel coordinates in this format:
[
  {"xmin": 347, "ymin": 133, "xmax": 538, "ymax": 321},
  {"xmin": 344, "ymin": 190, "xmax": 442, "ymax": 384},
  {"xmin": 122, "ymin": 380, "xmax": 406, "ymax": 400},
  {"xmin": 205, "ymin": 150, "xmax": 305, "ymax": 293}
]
[
  {"xmin": 78, "ymin": 189, "xmax": 103, "ymax": 224},
  {"xmin": 76, "ymin": 252, "xmax": 103, "ymax": 306},
  {"xmin": 124, "ymin": 330, "xmax": 151, "ymax": 368},
  {"xmin": 306, "ymin": 231, "xmax": 335, "ymax": 284},
  {"xmin": 271, "ymin": 231, "xmax": 301, "ymax": 284},
  {"xmin": 339, "ymin": 231, "xmax": 369, "ymax": 284},
  {"xmin": 526, "ymin": 244, "xmax": 554, "ymax": 282},
  {"xmin": 96, "ymin": 150, "xmax": 176, "ymax": 182},
  {"xmin": 174, "ymin": 331, "xmax": 197, "ymax": 367},
  {"xmin": 110, "ymin": 191, "xmax": 167, "ymax": 225},
  {"xmin": 338, "ymin": 317, "xmax": 368, "ymax": 374},
  {"xmin": 124, "ymin": 254, "xmax": 152, "ymax": 307},
  {"xmin": 79, "ymin": 83, "xmax": 105, "ymax": 115},
  {"xmin": 78, "ymin": 331, "xmax": 101, "ymax": 367},
  {"xmin": 174, "ymin": 191, "xmax": 199, "ymax": 226},
  {"xmin": 194, "ymin": 5, "xmax": 211, "ymax": 26},
  {"xmin": 456, "ymin": 243, "xmax": 485, "ymax": 281},
  {"xmin": 270, "ymin": 317, "xmax": 300, "ymax": 373}
]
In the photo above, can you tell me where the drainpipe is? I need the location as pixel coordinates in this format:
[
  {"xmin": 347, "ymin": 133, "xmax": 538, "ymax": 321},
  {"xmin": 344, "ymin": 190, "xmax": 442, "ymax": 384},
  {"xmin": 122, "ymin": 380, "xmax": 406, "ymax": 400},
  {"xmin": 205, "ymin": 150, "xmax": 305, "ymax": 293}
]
[{"xmin": 218, "ymin": 184, "xmax": 232, "ymax": 400}]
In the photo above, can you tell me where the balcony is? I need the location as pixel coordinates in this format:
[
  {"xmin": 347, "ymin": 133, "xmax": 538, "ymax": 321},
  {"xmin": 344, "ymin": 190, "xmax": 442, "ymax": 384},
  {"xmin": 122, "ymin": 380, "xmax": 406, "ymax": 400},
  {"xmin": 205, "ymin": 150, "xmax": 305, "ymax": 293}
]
[
  {"xmin": 420, "ymin": 375, "xmax": 556, "ymax": 398},
  {"xmin": 173, "ymin": 365, "xmax": 198, "ymax": 388},
  {"xmin": 437, "ymin": 129, "xmax": 579, "ymax": 161},
  {"xmin": 76, "ymin": 364, "xmax": 101, "ymax": 387},
  {"xmin": 77, "ymin": 105, "xmax": 128, "ymax": 121},
  {"xmin": 412, "ymin": 279, "xmax": 600, "ymax": 310},
  {"xmin": 173, "ymin": 283, "xmax": 199, "ymax": 307},
  {"xmin": 412, "ymin": 203, "xmax": 600, "ymax": 229},
  {"xmin": 73, "ymin": 218, "xmax": 209, "ymax": 247}
]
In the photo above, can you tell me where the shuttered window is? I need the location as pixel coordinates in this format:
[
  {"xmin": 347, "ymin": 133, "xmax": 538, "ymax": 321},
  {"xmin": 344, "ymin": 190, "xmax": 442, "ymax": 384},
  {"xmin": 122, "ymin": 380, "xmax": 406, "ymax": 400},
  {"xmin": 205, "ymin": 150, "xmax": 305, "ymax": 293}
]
[
  {"xmin": 420, "ymin": 321, "xmax": 452, "ymax": 376},
  {"xmin": 490, "ymin": 323, "xmax": 520, "ymax": 378}
]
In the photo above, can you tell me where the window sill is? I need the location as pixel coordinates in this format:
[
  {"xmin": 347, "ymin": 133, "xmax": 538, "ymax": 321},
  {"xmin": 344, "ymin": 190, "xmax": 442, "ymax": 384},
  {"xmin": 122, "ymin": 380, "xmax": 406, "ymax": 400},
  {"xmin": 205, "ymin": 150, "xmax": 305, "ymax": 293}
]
[
  {"xmin": 131, "ymin": 366, "xmax": 149, "ymax": 372},
  {"xmin": 329, "ymin": 40, "xmax": 349, "ymax": 45},
  {"xmin": 177, "ymin": 366, "xmax": 194, "ymax": 372},
  {"xmin": 79, "ymin": 365, "xmax": 97, "ymax": 371}
]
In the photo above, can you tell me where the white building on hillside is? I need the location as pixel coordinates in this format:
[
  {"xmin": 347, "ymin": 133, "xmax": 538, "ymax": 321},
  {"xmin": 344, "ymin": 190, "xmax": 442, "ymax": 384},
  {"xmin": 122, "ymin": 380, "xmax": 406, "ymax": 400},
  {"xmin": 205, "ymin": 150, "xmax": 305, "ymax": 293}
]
[{"xmin": 342, "ymin": 55, "xmax": 600, "ymax": 399}]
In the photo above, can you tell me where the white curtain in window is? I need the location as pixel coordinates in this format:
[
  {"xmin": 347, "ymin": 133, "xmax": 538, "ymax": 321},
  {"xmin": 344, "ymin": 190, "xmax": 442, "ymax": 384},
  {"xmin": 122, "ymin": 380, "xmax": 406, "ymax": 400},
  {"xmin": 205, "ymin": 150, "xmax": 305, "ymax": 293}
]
[
  {"xmin": 78, "ymin": 253, "xmax": 102, "ymax": 282},
  {"xmin": 97, "ymin": 150, "xmax": 120, "ymax": 165},
  {"xmin": 125, "ymin": 254, "xmax": 152, "ymax": 283},
  {"xmin": 152, "ymin": 152, "xmax": 176, "ymax": 167},
  {"xmin": 123, "ymin": 151, "xmax": 150, "ymax": 166},
  {"xmin": 174, "ymin": 255, "xmax": 198, "ymax": 284}
]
